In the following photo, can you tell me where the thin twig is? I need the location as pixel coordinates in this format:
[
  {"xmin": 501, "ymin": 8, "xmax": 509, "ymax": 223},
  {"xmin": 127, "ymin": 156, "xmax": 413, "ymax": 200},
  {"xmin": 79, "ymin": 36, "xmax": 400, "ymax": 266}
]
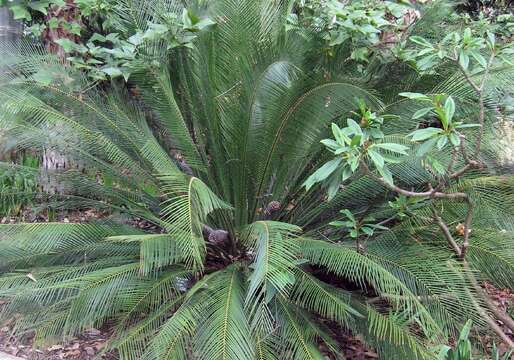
[
  {"xmin": 433, "ymin": 210, "xmax": 462, "ymax": 257},
  {"xmin": 362, "ymin": 163, "xmax": 468, "ymax": 200},
  {"xmin": 459, "ymin": 134, "xmax": 471, "ymax": 164},
  {"xmin": 376, "ymin": 215, "xmax": 397, "ymax": 227},
  {"xmin": 457, "ymin": 62, "xmax": 481, "ymax": 93},
  {"xmin": 460, "ymin": 200, "xmax": 473, "ymax": 259},
  {"xmin": 447, "ymin": 148, "xmax": 458, "ymax": 174}
]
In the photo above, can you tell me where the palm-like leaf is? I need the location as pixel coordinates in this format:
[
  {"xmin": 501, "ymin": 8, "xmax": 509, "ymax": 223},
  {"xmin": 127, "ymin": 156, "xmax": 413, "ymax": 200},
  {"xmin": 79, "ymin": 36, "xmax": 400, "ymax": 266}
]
[{"xmin": 0, "ymin": 0, "xmax": 513, "ymax": 359}]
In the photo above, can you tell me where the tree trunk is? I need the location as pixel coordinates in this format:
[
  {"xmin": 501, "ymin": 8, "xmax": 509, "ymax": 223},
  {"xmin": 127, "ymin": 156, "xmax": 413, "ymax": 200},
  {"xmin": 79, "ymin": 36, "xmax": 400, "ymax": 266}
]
[
  {"xmin": 0, "ymin": 7, "xmax": 22, "ymax": 162},
  {"xmin": 0, "ymin": 7, "xmax": 21, "ymax": 46},
  {"xmin": 39, "ymin": 1, "xmax": 82, "ymax": 194}
]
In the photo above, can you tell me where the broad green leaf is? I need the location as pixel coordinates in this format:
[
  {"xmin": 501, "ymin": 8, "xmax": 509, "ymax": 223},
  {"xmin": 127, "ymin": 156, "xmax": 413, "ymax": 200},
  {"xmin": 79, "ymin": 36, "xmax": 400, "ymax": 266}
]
[
  {"xmin": 327, "ymin": 175, "xmax": 340, "ymax": 201},
  {"xmin": 90, "ymin": 33, "xmax": 107, "ymax": 43},
  {"xmin": 194, "ymin": 18, "xmax": 216, "ymax": 30},
  {"xmin": 436, "ymin": 136, "xmax": 447, "ymax": 150},
  {"xmin": 101, "ymin": 67, "xmax": 123, "ymax": 78},
  {"xmin": 342, "ymin": 166, "xmax": 352, "ymax": 181},
  {"xmin": 412, "ymin": 107, "xmax": 433, "ymax": 119},
  {"xmin": 486, "ymin": 31, "xmax": 495, "ymax": 48},
  {"xmin": 70, "ymin": 22, "xmax": 82, "ymax": 35},
  {"xmin": 329, "ymin": 31, "xmax": 348, "ymax": 46},
  {"xmin": 368, "ymin": 149, "xmax": 384, "ymax": 169},
  {"xmin": 334, "ymin": 147, "xmax": 350, "ymax": 155},
  {"xmin": 449, "ymin": 132, "xmax": 460, "ymax": 147},
  {"xmin": 410, "ymin": 36, "xmax": 432, "ymax": 48},
  {"xmin": 320, "ymin": 139, "xmax": 340, "ymax": 151},
  {"xmin": 377, "ymin": 165, "xmax": 394, "ymax": 185},
  {"xmin": 444, "ymin": 96, "xmax": 455, "ymax": 123},
  {"xmin": 332, "ymin": 123, "xmax": 349, "ymax": 145},
  {"xmin": 48, "ymin": 17, "xmax": 59, "ymax": 29},
  {"xmin": 373, "ymin": 143, "xmax": 409, "ymax": 155},
  {"xmin": 459, "ymin": 51, "xmax": 469, "ymax": 71},
  {"xmin": 10, "ymin": 5, "xmax": 31, "ymax": 20},
  {"xmin": 399, "ymin": 92, "xmax": 430, "ymax": 101},
  {"xmin": 417, "ymin": 54, "xmax": 438, "ymax": 71},
  {"xmin": 349, "ymin": 156, "xmax": 359, "ymax": 172},
  {"xmin": 470, "ymin": 51, "xmax": 487, "ymax": 68},
  {"xmin": 303, "ymin": 158, "xmax": 343, "ymax": 190},
  {"xmin": 347, "ymin": 118, "xmax": 363, "ymax": 136},
  {"xmin": 416, "ymin": 137, "xmax": 438, "ymax": 157},
  {"xmin": 329, "ymin": 221, "xmax": 350, "ymax": 227},
  {"xmin": 459, "ymin": 320, "xmax": 472, "ymax": 341},
  {"xmin": 463, "ymin": 28, "xmax": 472, "ymax": 43},
  {"xmin": 409, "ymin": 127, "xmax": 443, "ymax": 141},
  {"xmin": 28, "ymin": 1, "xmax": 51, "ymax": 15},
  {"xmin": 350, "ymin": 135, "xmax": 362, "ymax": 147},
  {"xmin": 361, "ymin": 227, "xmax": 374, "ymax": 236},
  {"xmin": 351, "ymin": 47, "xmax": 369, "ymax": 63},
  {"xmin": 55, "ymin": 38, "xmax": 77, "ymax": 53},
  {"xmin": 340, "ymin": 209, "xmax": 355, "ymax": 222}
]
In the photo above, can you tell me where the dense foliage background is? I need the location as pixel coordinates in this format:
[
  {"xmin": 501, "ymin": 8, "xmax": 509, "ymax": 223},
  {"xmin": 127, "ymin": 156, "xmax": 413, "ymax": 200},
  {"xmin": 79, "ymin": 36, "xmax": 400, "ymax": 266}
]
[{"xmin": 0, "ymin": 0, "xmax": 513, "ymax": 359}]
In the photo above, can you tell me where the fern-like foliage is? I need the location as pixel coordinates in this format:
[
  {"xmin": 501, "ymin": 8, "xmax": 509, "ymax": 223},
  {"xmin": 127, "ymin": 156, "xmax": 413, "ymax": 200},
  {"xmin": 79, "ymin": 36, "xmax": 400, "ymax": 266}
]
[{"xmin": 0, "ymin": 0, "xmax": 513, "ymax": 359}]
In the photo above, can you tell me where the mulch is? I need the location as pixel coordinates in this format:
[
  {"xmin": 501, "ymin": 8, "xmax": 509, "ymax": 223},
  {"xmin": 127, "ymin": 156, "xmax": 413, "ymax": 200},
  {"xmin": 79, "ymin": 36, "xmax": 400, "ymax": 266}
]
[{"xmin": 0, "ymin": 317, "xmax": 115, "ymax": 360}]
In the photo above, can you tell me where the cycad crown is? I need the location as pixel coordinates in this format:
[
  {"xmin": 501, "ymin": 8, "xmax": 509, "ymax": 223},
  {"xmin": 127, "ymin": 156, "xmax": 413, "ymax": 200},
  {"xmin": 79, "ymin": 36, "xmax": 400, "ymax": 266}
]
[{"xmin": 0, "ymin": 0, "xmax": 513, "ymax": 359}]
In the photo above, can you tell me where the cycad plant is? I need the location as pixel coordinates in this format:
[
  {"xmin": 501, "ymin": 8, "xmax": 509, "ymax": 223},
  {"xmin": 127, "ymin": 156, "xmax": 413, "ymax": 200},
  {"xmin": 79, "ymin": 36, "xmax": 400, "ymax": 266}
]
[{"xmin": 0, "ymin": 0, "xmax": 514, "ymax": 359}]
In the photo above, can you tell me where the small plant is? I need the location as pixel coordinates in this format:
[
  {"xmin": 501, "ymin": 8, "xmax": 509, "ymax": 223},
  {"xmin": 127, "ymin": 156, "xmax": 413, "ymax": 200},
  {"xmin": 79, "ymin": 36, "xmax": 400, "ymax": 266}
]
[
  {"xmin": 304, "ymin": 102, "xmax": 408, "ymax": 198},
  {"xmin": 0, "ymin": 155, "xmax": 39, "ymax": 217},
  {"xmin": 330, "ymin": 209, "xmax": 387, "ymax": 239},
  {"xmin": 444, "ymin": 320, "xmax": 473, "ymax": 360},
  {"xmin": 438, "ymin": 320, "xmax": 513, "ymax": 360}
]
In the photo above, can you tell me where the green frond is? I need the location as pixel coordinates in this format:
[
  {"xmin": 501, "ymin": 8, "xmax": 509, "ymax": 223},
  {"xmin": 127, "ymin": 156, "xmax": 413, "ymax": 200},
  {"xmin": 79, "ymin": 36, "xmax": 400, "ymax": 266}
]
[
  {"xmin": 109, "ymin": 295, "xmax": 185, "ymax": 360},
  {"xmin": 130, "ymin": 67, "xmax": 204, "ymax": 170},
  {"xmin": 300, "ymin": 238, "xmax": 443, "ymax": 341},
  {"xmin": 62, "ymin": 262, "xmax": 141, "ymax": 336},
  {"xmin": 194, "ymin": 266, "xmax": 255, "ymax": 360},
  {"xmin": 143, "ymin": 295, "xmax": 199, "ymax": 360},
  {"xmin": 466, "ymin": 230, "xmax": 514, "ymax": 289},
  {"xmin": 366, "ymin": 232, "xmax": 484, "ymax": 333},
  {"xmin": 291, "ymin": 268, "xmax": 362, "ymax": 325},
  {"xmin": 107, "ymin": 234, "xmax": 181, "ymax": 274},
  {"xmin": 242, "ymin": 221, "xmax": 301, "ymax": 304},
  {"xmin": 0, "ymin": 223, "xmax": 141, "ymax": 270},
  {"xmin": 275, "ymin": 297, "xmax": 326, "ymax": 360},
  {"xmin": 351, "ymin": 304, "xmax": 434, "ymax": 360},
  {"xmin": 159, "ymin": 174, "xmax": 232, "ymax": 271}
]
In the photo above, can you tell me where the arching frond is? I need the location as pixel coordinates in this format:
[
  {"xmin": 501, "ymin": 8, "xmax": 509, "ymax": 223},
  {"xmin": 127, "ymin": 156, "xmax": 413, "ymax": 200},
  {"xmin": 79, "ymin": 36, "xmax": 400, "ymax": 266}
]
[
  {"xmin": 194, "ymin": 266, "xmax": 255, "ymax": 360},
  {"xmin": 300, "ymin": 238, "xmax": 443, "ymax": 341},
  {"xmin": 159, "ymin": 174, "xmax": 232, "ymax": 271}
]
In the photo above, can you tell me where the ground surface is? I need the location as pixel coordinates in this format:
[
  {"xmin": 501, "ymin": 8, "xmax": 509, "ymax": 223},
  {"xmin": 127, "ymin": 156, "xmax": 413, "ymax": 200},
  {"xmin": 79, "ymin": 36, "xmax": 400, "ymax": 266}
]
[{"xmin": 0, "ymin": 352, "xmax": 23, "ymax": 360}]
